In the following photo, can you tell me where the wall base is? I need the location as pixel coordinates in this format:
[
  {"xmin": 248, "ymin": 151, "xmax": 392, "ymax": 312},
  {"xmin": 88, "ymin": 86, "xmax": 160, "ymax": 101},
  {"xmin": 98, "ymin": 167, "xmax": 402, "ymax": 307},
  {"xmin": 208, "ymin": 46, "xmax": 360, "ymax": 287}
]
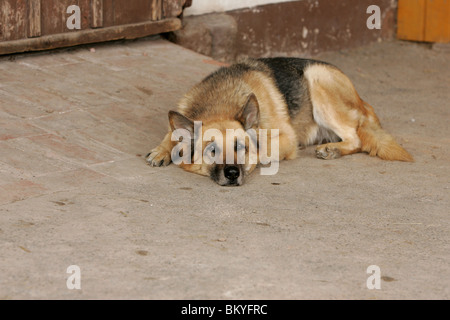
[{"xmin": 169, "ymin": 0, "xmax": 397, "ymax": 62}]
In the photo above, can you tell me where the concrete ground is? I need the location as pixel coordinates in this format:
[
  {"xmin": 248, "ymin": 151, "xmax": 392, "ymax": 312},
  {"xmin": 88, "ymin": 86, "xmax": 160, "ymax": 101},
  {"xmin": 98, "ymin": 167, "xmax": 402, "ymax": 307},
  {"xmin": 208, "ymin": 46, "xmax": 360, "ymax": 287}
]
[{"xmin": 0, "ymin": 37, "xmax": 448, "ymax": 299}]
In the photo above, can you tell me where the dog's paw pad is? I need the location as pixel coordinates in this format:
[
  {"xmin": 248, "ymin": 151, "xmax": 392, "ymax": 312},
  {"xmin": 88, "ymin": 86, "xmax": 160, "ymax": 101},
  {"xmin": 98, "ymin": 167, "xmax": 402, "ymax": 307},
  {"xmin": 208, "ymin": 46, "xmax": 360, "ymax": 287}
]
[
  {"xmin": 315, "ymin": 145, "xmax": 341, "ymax": 160},
  {"xmin": 146, "ymin": 149, "xmax": 171, "ymax": 167}
]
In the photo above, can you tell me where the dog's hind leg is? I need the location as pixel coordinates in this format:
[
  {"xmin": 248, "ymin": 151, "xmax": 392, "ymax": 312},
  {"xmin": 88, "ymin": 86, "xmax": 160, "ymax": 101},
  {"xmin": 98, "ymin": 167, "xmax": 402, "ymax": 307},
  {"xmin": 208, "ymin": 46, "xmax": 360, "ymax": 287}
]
[
  {"xmin": 314, "ymin": 131, "xmax": 361, "ymax": 160},
  {"xmin": 312, "ymin": 106, "xmax": 362, "ymax": 160},
  {"xmin": 305, "ymin": 64, "xmax": 363, "ymax": 160}
]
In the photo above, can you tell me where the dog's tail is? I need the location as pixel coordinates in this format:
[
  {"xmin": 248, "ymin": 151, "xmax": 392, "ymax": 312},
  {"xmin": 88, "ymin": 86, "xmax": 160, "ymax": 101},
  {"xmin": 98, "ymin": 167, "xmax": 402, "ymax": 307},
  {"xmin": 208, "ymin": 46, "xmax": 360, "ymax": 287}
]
[{"xmin": 357, "ymin": 101, "xmax": 414, "ymax": 162}]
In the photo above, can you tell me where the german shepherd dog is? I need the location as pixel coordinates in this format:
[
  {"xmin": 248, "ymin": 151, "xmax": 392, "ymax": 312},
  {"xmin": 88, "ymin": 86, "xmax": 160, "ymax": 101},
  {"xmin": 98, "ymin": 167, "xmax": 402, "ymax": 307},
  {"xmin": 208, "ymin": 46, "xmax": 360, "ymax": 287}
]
[{"xmin": 146, "ymin": 58, "xmax": 413, "ymax": 186}]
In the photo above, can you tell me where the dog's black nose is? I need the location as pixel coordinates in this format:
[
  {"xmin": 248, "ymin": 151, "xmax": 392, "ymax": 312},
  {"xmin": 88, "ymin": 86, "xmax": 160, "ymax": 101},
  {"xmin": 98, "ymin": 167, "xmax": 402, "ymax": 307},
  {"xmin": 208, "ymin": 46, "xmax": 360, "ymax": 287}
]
[{"xmin": 224, "ymin": 165, "xmax": 240, "ymax": 180}]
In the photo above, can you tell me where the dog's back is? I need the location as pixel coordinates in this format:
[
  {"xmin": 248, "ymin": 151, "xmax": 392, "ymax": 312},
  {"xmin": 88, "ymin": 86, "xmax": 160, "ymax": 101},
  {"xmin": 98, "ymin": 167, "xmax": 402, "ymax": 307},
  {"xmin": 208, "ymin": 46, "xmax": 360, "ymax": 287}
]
[{"xmin": 180, "ymin": 58, "xmax": 320, "ymax": 119}]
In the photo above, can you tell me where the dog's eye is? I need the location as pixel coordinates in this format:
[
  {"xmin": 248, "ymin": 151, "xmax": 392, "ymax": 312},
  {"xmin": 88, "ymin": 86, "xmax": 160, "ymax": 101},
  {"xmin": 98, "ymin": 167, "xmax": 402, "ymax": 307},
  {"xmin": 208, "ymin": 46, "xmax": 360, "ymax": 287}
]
[
  {"xmin": 235, "ymin": 141, "xmax": 247, "ymax": 152},
  {"xmin": 206, "ymin": 143, "xmax": 217, "ymax": 157}
]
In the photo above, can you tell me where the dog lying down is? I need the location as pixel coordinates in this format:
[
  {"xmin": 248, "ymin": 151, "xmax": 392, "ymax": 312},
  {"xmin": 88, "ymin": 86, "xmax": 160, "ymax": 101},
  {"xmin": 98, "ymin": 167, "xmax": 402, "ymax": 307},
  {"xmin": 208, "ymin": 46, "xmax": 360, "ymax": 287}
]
[{"xmin": 146, "ymin": 57, "xmax": 413, "ymax": 186}]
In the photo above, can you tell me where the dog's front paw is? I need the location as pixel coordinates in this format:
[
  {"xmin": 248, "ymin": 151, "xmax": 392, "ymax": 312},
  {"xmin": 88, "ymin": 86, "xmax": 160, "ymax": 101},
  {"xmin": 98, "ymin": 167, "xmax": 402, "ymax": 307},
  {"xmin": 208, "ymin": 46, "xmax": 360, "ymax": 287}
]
[
  {"xmin": 146, "ymin": 147, "xmax": 171, "ymax": 167},
  {"xmin": 315, "ymin": 145, "xmax": 341, "ymax": 160}
]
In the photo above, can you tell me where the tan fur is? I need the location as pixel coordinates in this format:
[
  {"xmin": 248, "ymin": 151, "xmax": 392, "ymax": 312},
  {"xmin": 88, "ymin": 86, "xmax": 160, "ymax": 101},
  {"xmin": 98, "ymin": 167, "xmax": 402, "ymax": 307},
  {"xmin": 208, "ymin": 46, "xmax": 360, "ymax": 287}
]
[
  {"xmin": 179, "ymin": 120, "xmax": 250, "ymax": 176},
  {"xmin": 302, "ymin": 64, "xmax": 413, "ymax": 162},
  {"xmin": 242, "ymin": 71, "xmax": 298, "ymax": 161},
  {"xmin": 357, "ymin": 102, "xmax": 414, "ymax": 161},
  {"xmin": 146, "ymin": 58, "xmax": 413, "ymax": 186}
]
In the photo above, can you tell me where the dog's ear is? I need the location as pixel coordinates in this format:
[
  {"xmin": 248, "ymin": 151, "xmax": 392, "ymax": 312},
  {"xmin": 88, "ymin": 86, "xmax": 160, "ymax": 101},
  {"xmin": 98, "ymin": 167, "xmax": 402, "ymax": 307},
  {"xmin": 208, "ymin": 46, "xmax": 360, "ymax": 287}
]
[
  {"xmin": 235, "ymin": 93, "xmax": 259, "ymax": 130},
  {"xmin": 168, "ymin": 111, "xmax": 194, "ymax": 135}
]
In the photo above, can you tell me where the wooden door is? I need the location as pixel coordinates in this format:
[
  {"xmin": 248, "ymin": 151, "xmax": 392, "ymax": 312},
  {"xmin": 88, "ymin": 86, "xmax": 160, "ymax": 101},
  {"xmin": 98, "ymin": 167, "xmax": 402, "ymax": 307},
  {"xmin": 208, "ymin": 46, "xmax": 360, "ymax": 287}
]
[
  {"xmin": 0, "ymin": 0, "xmax": 186, "ymax": 55},
  {"xmin": 398, "ymin": 0, "xmax": 450, "ymax": 42}
]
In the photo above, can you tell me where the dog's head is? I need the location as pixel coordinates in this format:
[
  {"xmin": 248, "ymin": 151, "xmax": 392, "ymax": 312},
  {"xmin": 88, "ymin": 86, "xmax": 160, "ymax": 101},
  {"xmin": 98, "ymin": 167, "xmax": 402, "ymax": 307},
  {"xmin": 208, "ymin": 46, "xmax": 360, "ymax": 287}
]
[{"xmin": 168, "ymin": 94, "xmax": 260, "ymax": 186}]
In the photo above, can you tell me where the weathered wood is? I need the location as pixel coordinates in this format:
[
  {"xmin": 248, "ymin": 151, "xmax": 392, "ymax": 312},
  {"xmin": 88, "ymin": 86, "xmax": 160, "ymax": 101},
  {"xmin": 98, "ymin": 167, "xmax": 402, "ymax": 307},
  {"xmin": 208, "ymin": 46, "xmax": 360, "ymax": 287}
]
[
  {"xmin": 424, "ymin": 0, "xmax": 450, "ymax": 42},
  {"xmin": 397, "ymin": 0, "xmax": 426, "ymax": 41},
  {"xmin": 0, "ymin": 0, "xmax": 27, "ymax": 41},
  {"xmin": 113, "ymin": 0, "xmax": 153, "ymax": 25},
  {"xmin": 40, "ymin": 0, "xmax": 89, "ymax": 35},
  {"xmin": 0, "ymin": 17, "xmax": 181, "ymax": 55},
  {"xmin": 163, "ymin": 0, "xmax": 186, "ymax": 18},
  {"xmin": 28, "ymin": 0, "xmax": 41, "ymax": 38},
  {"xmin": 398, "ymin": 0, "xmax": 450, "ymax": 43},
  {"xmin": 102, "ymin": 0, "xmax": 115, "ymax": 28},
  {"xmin": 91, "ymin": 0, "xmax": 104, "ymax": 28},
  {"xmin": 152, "ymin": 0, "xmax": 162, "ymax": 21},
  {"xmin": 0, "ymin": 0, "xmax": 186, "ymax": 54}
]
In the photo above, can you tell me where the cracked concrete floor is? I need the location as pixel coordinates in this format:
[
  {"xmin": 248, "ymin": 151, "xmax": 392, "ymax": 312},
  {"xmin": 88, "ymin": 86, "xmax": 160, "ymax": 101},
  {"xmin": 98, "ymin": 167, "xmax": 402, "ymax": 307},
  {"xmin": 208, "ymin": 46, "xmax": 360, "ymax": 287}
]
[{"xmin": 0, "ymin": 37, "xmax": 448, "ymax": 299}]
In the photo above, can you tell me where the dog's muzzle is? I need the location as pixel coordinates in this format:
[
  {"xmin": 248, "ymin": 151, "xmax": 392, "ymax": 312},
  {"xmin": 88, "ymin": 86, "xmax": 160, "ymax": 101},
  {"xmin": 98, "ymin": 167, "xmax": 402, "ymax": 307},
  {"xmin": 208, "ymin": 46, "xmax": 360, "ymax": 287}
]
[
  {"xmin": 211, "ymin": 164, "xmax": 243, "ymax": 186},
  {"xmin": 224, "ymin": 165, "xmax": 240, "ymax": 181}
]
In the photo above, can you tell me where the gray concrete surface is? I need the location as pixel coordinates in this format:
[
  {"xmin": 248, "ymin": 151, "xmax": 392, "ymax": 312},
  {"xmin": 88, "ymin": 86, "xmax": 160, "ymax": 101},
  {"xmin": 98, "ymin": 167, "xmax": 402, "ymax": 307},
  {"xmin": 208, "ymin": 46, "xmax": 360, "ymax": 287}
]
[{"xmin": 0, "ymin": 37, "xmax": 448, "ymax": 299}]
